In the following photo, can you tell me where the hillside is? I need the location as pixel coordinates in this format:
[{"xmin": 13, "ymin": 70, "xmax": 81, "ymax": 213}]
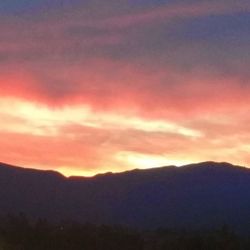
[{"xmin": 0, "ymin": 161, "xmax": 249, "ymax": 232}]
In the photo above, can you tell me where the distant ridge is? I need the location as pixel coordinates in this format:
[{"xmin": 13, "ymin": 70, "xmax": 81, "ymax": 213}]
[
  {"xmin": 0, "ymin": 161, "xmax": 250, "ymax": 232},
  {"xmin": 0, "ymin": 160, "xmax": 248, "ymax": 178}
]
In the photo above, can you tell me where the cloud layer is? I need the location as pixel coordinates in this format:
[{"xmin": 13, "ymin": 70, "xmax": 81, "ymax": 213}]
[{"xmin": 0, "ymin": 0, "xmax": 250, "ymax": 175}]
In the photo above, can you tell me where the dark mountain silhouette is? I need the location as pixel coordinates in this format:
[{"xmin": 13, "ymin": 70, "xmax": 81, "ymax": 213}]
[{"xmin": 0, "ymin": 161, "xmax": 250, "ymax": 232}]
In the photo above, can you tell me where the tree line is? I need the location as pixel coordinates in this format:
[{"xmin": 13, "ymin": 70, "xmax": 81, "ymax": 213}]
[{"xmin": 0, "ymin": 214, "xmax": 249, "ymax": 250}]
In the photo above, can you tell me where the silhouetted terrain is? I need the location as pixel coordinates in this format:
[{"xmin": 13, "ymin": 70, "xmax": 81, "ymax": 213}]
[
  {"xmin": 1, "ymin": 215, "xmax": 249, "ymax": 250},
  {"xmin": 0, "ymin": 161, "xmax": 250, "ymax": 233}
]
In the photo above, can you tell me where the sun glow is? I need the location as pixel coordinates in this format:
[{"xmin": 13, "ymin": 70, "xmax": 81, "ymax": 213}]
[
  {"xmin": 115, "ymin": 151, "xmax": 192, "ymax": 169},
  {"xmin": 0, "ymin": 97, "xmax": 204, "ymax": 175},
  {"xmin": 56, "ymin": 167, "xmax": 98, "ymax": 177},
  {"xmin": 1, "ymin": 97, "xmax": 248, "ymax": 176}
]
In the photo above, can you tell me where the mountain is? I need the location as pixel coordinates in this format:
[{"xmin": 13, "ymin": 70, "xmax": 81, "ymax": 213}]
[{"xmin": 0, "ymin": 161, "xmax": 250, "ymax": 232}]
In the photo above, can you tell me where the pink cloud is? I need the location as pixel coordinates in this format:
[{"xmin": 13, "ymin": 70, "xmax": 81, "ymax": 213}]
[{"xmin": 1, "ymin": 60, "xmax": 250, "ymax": 121}]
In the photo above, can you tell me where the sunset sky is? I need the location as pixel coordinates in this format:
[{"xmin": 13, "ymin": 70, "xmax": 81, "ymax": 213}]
[{"xmin": 0, "ymin": 0, "xmax": 250, "ymax": 176}]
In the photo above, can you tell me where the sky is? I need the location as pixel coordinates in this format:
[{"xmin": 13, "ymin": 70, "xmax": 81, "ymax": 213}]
[{"xmin": 0, "ymin": 0, "xmax": 250, "ymax": 176}]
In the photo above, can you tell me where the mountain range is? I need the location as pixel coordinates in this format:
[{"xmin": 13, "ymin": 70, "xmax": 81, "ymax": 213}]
[{"xmin": 0, "ymin": 161, "xmax": 249, "ymax": 232}]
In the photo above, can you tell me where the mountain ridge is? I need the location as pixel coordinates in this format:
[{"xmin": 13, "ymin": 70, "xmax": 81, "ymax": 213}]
[
  {"xmin": 0, "ymin": 160, "xmax": 248, "ymax": 179},
  {"xmin": 0, "ymin": 161, "xmax": 249, "ymax": 232}
]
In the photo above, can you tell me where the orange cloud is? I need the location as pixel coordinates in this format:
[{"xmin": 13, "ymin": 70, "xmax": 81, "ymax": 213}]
[{"xmin": 0, "ymin": 95, "xmax": 250, "ymax": 176}]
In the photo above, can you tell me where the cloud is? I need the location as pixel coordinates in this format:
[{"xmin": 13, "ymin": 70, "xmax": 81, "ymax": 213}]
[
  {"xmin": 0, "ymin": 0, "xmax": 250, "ymax": 175},
  {"xmin": 1, "ymin": 59, "xmax": 250, "ymax": 120}
]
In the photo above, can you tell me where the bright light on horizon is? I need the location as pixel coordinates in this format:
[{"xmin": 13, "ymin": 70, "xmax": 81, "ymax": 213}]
[{"xmin": 115, "ymin": 151, "xmax": 192, "ymax": 169}]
